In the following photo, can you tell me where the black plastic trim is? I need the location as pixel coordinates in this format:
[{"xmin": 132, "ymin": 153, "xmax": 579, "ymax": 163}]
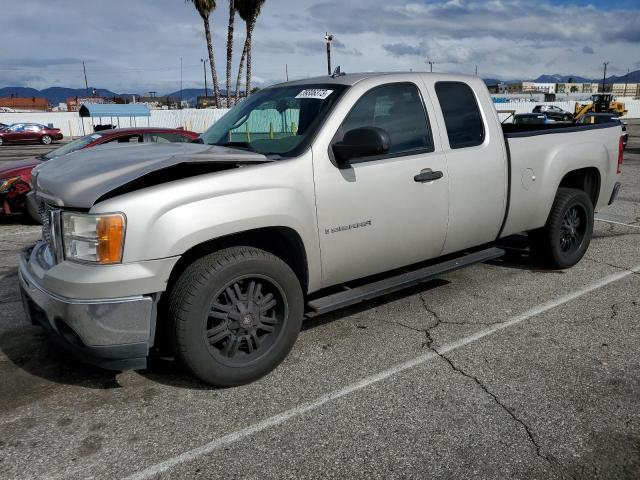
[
  {"xmin": 307, "ymin": 247, "xmax": 505, "ymax": 316},
  {"xmin": 503, "ymin": 121, "xmax": 620, "ymax": 138},
  {"xmin": 496, "ymin": 138, "xmax": 512, "ymax": 240}
]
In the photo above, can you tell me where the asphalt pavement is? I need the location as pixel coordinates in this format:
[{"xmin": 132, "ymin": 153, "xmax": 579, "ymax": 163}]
[{"xmin": 0, "ymin": 124, "xmax": 639, "ymax": 479}]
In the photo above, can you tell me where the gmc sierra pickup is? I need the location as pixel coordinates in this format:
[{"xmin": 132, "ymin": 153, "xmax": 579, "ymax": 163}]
[{"xmin": 20, "ymin": 73, "xmax": 624, "ymax": 386}]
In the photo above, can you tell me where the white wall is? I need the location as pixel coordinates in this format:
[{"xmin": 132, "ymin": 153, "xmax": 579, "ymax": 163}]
[
  {"xmin": 0, "ymin": 108, "xmax": 230, "ymax": 137},
  {"xmin": 2, "ymin": 99, "xmax": 639, "ymax": 137}
]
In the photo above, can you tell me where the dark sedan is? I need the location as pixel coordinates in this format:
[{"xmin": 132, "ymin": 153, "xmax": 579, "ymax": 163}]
[
  {"xmin": 0, "ymin": 123, "xmax": 63, "ymax": 145},
  {"xmin": 532, "ymin": 105, "xmax": 573, "ymax": 122},
  {"xmin": 0, "ymin": 127, "xmax": 199, "ymax": 222}
]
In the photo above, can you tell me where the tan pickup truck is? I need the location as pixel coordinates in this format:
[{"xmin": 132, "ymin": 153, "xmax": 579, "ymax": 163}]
[{"xmin": 20, "ymin": 72, "xmax": 624, "ymax": 386}]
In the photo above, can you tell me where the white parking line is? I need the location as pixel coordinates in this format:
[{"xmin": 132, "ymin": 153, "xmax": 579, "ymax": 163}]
[
  {"xmin": 595, "ymin": 217, "xmax": 640, "ymax": 229},
  {"xmin": 122, "ymin": 264, "xmax": 640, "ymax": 480}
]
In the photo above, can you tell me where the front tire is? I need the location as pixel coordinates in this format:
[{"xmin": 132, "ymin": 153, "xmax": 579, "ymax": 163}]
[
  {"xmin": 40, "ymin": 135, "xmax": 52, "ymax": 145},
  {"xmin": 168, "ymin": 247, "xmax": 304, "ymax": 386},
  {"xmin": 529, "ymin": 188, "xmax": 594, "ymax": 268}
]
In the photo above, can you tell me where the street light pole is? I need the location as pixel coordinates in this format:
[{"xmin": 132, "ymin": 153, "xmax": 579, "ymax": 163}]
[
  {"xmin": 427, "ymin": 61, "xmax": 435, "ymax": 73},
  {"xmin": 624, "ymin": 68, "xmax": 629, "ymax": 97},
  {"xmin": 201, "ymin": 58, "xmax": 209, "ymax": 97},
  {"xmin": 324, "ymin": 33, "xmax": 334, "ymax": 75},
  {"xmin": 601, "ymin": 61, "xmax": 609, "ymax": 93}
]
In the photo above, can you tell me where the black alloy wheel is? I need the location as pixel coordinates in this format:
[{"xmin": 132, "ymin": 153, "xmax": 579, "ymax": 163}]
[
  {"xmin": 205, "ymin": 275, "xmax": 287, "ymax": 366},
  {"xmin": 559, "ymin": 205, "xmax": 587, "ymax": 254}
]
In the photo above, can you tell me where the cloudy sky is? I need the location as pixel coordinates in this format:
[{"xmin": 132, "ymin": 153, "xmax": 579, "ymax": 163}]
[{"xmin": 1, "ymin": 0, "xmax": 639, "ymax": 93}]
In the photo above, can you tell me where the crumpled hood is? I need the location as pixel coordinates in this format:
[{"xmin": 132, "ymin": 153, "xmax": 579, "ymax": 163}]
[{"xmin": 33, "ymin": 142, "xmax": 269, "ymax": 208}]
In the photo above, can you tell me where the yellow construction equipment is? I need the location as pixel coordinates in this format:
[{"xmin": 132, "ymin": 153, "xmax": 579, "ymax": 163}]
[{"xmin": 574, "ymin": 94, "xmax": 627, "ymax": 120}]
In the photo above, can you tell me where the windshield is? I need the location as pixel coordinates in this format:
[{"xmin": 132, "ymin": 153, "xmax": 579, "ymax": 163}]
[
  {"xmin": 41, "ymin": 133, "xmax": 102, "ymax": 160},
  {"xmin": 200, "ymin": 84, "xmax": 348, "ymax": 157}
]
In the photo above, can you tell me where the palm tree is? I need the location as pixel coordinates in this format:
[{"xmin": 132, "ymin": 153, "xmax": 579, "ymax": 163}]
[
  {"xmin": 225, "ymin": 0, "xmax": 236, "ymax": 107},
  {"xmin": 187, "ymin": 0, "xmax": 221, "ymax": 107},
  {"xmin": 235, "ymin": 0, "xmax": 265, "ymax": 102}
]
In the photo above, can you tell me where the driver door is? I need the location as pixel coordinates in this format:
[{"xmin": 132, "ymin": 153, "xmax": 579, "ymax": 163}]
[{"xmin": 312, "ymin": 82, "xmax": 449, "ymax": 287}]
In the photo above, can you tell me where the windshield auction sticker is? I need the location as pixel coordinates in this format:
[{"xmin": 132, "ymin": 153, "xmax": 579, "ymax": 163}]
[{"xmin": 295, "ymin": 89, "xmax": 334, "ymax": 100}]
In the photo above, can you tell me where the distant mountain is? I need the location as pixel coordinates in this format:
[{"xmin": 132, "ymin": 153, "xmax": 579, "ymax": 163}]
[
  {"xmin": 534, "ymin": 70, "xmax": 640, "ymax": 84},
  {"xmin": 0, "ymin": 86, "xmax": 137, "ymax": 105},
  {"xmin": 534, "ymin": 74, "xmax": 592, "ymax": 83}
]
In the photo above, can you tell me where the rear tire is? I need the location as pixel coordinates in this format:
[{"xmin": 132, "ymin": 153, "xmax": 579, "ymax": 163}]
[
  {"xmin": 168, "ymin": 247, "xmax": 304, "ymax": 387},
  {"xmin": 40, "ymin": 135, "xmax": 52, "ymax": 145},
  {"xmin": 529, "ymin": 188, "xmax": 593, "ymax": 269}
]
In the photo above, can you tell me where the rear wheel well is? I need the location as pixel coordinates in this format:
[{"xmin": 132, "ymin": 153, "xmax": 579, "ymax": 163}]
[{"xmin": 558, "ymin": 167, "xmax": 600, "ymax": 207}]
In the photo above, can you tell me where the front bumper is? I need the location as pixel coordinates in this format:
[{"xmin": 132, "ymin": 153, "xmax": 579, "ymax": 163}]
[{"xmin": 18, "ymin": 246, "xmax": 156, "ymax": 371}]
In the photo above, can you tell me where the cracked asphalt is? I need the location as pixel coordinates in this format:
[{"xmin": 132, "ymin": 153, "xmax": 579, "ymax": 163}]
[{"xmin": 1, "ymin": 123, "xmax": 639, "ymax": 479}]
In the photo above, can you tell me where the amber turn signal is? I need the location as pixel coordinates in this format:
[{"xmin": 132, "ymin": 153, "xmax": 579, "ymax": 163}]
[{"xmin": 96, "ymin": 214, "xmax": 125, "ymax": 264}]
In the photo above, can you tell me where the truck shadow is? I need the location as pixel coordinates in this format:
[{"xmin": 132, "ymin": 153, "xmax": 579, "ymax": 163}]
[
  {"xmin": 0, "ymin": 326, "xmax": 122, "ymax": 411},
  {"xmin": 0, "ymin": 245, "xmax": 556, "ymax": 393}
]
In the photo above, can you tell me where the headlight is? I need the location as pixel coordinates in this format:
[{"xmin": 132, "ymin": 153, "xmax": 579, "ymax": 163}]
[
  {"xmin": 0, "ymin": 176, "xmax": 21, "ymax": 193},
  {"xmin": 61, "ymin": 212, "xmax": 126, "ymax": 264}
]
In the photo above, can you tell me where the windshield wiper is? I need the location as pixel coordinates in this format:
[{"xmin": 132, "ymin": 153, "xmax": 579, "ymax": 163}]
[{"xmin": 220, "ymin": 141, "xmax": 254, "ymax": 152}]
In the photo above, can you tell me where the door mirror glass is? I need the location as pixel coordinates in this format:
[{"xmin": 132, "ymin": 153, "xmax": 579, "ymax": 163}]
[{"xmin": 332, "ymin": 126, "xmax": 390, "ymax": 165}]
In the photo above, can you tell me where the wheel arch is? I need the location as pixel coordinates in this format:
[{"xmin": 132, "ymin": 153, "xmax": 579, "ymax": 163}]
[
  {"xmin": 557, "ymin": 166, "xmax": 601, "ymax": 207},
  {"xmin": 165, "ymin": 226, "xmax": 310, "ymax": 297}
]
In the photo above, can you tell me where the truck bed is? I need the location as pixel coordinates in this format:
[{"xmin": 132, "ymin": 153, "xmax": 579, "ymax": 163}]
[{"xmin": 499, "ymin": 121, "xmax": 622, "ymax": 238}]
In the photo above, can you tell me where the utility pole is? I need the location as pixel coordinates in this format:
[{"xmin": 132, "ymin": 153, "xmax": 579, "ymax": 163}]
[
  {"xmin": 82, "ymin": 61, "xmax": 89, "ymax": 96},
  {"xmin": 324, "ymin": 33, "xmax": 334, "ymax": 75},
  {"xmin": 180, "ymin": 57, "xmax": 183, "ymax": 109},
  {"xmin": 201, "ymin": 58, "xmax": 209, "ymax": 97},
  {"xmin": 285, "ymin": 63, "xmax": 289, "ymax": 82},
  {"xmin": 601, "ymin": 61, "xmax": 609, "ymax": 93},
  {"xmin": 623, "ymin": 67, "xmax": 629, "ymax": 97},
  {"xmin": 427, "ymin": 61, "xmax": 435, "ymax": 73},
  {"xmin": 475, "ymin": 64, "xmax": 478, "ymax": 76}
]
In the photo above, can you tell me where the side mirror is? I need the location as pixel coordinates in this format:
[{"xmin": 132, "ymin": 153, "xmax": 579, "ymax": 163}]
[{"xmin": 332, "ymin": 127, "xmax": 390, "ymax": 166}]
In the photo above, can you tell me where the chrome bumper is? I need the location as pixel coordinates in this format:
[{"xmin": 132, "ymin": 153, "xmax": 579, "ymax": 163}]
[{"xmin": 18, "ymin": 247, "xmax": 155, "ymax": 371}]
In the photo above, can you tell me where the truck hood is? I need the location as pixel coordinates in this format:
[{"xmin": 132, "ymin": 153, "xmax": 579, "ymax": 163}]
[{"xmin": 33, "ymin": 142, "xmax": 270, "ymax": 208}]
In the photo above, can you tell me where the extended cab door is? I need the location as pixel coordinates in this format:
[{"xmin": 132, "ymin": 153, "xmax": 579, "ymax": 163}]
[
  {"xmin": 429, "ymin": 79, "xmax": 508, "ymax": 254},
  {"xmin": 312, "ymin": 81, "xmax": 449, "ymax": 287}
]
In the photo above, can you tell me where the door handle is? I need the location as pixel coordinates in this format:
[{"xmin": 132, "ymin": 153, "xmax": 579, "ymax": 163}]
[{"xmin": 414, "ymin": 169, "xmax": 443, "ymax": 183}]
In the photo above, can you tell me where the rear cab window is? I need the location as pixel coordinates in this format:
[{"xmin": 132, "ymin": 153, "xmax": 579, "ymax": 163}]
[{"xmin": 435, "ymin": 82, "xmax": 485, "ymax": 149}]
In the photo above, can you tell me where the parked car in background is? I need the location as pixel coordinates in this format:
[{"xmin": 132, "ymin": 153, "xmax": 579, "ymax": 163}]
[
  {"xmin": 0, "ymin": 122, "xmax": 8, "ymax": 130},
  {"xmin": 513, "ymin": 113, "xmax": 554, "ymax": 125},
  {"xmin": 532, "ymin": 105, "xmax": 573, "ymax": 121},
  {"xmin": 576, "ymin": 113, "xmax": 628, "ymax": 148},
  {"xmin": 0, "ymin": 123, "xmax": 63, "ymax": 145},
  {"xmin": 0, "ymin": 127, "xmax": 199, "ymax": 222}
]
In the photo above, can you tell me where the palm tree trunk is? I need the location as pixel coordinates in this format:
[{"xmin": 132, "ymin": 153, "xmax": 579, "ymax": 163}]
[
  {"xmin": 235, "ymin": 38, "xmax": 248, "ymax": 102},
  {"xmin": 245, "ymin": 16, "xmax": 256, "ymax": 96},
  {"xmin": 203, "ymin": 18, "xmax": 221, "ymax": 108},
  {"xmin": 226, "ymin": 0, "xmax": 235, "ymax": 107}
]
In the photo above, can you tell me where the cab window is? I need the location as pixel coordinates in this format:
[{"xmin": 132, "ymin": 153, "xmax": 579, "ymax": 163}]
[
  {"xmin": 435, "ymin": 82, "xmax": 485, "ymax": 149},
  {"xmin": 339, "ymin": 83, "xmax": 433, "ymax": 156}
]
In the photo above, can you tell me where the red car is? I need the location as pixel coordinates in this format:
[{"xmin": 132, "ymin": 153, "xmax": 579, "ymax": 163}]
[
  {"xmin": 0, "ymin": 123, "xmax": 64, "ymax": 145},
  {"xmin": 0, "ymin": 127, "xmax": 200, "ymax": 222}
]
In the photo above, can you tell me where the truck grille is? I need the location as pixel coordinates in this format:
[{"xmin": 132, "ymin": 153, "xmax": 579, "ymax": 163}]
[
  {"xmin": 40, "ymin": 202, "xmax": 52, "ymax": 246},
  {"xmin": 39, "ymin": 202, "xmax": 62, "ymax": 262}
]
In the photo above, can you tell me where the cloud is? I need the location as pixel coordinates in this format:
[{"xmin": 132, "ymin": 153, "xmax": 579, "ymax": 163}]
[{"xmin": 0, "ymin": 0, "xmax": 637, "ymax": 91}]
